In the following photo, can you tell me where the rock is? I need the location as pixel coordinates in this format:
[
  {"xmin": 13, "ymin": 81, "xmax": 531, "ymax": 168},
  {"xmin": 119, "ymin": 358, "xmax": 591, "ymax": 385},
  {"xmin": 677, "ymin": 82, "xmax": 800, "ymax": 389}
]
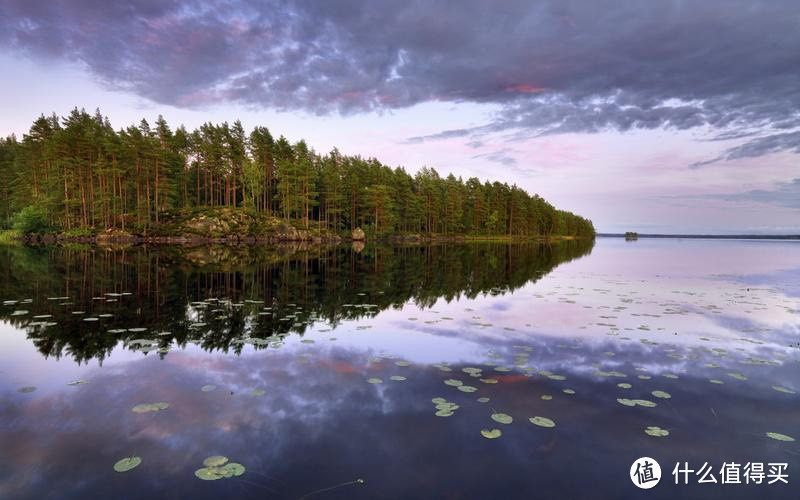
[{"xmin": 351, "ymin": 227, "xmax": 365, "ymax": 241}]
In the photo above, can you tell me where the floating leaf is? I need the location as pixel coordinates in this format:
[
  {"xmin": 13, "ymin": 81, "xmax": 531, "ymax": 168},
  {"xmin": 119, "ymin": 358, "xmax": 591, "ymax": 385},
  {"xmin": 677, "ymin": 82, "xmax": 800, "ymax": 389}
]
[
  {"xmin": 195, "ymin": 467, "xmax": 224, "ymax": 481},
  {"xmin": 540, "ymin": 395, "xmax": 552, "ymax": 400},
  {"xmin": 651, "ymin": 390, "xmax": 671, "ymax": 399},
  {"xmin": 477, "ymin": 397, "xmax": 490, "ymax": 403},
  {"xmin": 395, "ymin": 361, "xmax": 410, "ymax": 367},
  {"xmin": 67, "ymin": 379, "xmax": 88, "ymax": 386},
  {"xmin": 617, "ymin": 383, "xmax": 632, "ymax": 389},
  {"xmin": 479, "ymin": 378, "xmax": 498, "ymax": 384},
  {"xmin": 709, "ymin": 379, "xmax": 724, "ymax": 385},
  {"xmin": 201, "ymin": 385, "xmax": 217, "ymax": 392},
  {"xmin": 491, "ymin": 413, "xmax": 513, "ymax": 424},
  {"xmin": 221, "ymin": 462, "xmax": 246, "ymax": 477},
  {"xmin": 644, "ymin": 426, "xmax": 669, "ymax": 437},
  {"xmin": 113, "ymin": 456, "xmax": 142, "ymax": 473},
  {"xmin": 435, "ymin": 410, "xmax": 454, "ymax": 417},
  {"xmin": 562, "ymin": 388, "xmax": 575, "ymax": 395},
  {"xmin": 203, "ymin": 456, "xmax": 229, "ymax": 467},
  {"xmin": 444, "ymin": 379, "xmax": 463, "ymax": 387},
  {"xmin": 250, "ymin": 389, "xmax": 266, "ymax": 396},
  {"xmin": 529, "ymin": 416, "xmax": 556, "ymax": 428},
  {"xmin": 480, "ymin": 429, "xmax": 502, "ymax": 439},
  {"xmin": 772, "ymin": 386, "xmax": 796, "ymax": 394},
  {"xmin": 457, "ymin": 385, "xmax": 477, "ymax": 393},
  {"xmin": 766, "ymin": 432, "xmax": 795, "ymax": 442},
  {"xmin": 367, "ymin": 378, "xmax": 383, "ymax": 384},
  {"xmin": 431, "ymin": 397, "xmax": 447, "ymax": 404},
  {"xmin": 132, "ymin": 402, "xmax": 169, "ymax": 413},
  {"xmin": 389, "ymin": 376, "xmax": 407, "ymax": 381}
]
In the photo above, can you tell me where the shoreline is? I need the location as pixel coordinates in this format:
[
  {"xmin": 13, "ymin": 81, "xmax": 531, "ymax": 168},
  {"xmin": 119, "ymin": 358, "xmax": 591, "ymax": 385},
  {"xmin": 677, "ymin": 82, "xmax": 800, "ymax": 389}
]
[{"xmin": 2, "ymin": 231, "xmax": 590, "ymax": 247}]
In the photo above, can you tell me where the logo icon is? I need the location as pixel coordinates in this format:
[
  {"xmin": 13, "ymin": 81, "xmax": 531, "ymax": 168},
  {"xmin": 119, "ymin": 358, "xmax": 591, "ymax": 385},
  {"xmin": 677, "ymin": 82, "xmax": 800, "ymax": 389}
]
[{"xmin": 631, "ymin": 457, "xmax": 661, "ymax": 489}]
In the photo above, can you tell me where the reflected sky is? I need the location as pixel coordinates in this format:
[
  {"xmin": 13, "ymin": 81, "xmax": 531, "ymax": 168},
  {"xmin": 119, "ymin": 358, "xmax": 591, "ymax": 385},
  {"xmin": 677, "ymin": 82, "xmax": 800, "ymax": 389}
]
[{"xmin": 0, "ymin": 239, "xmax": 798, "ymax": 499}]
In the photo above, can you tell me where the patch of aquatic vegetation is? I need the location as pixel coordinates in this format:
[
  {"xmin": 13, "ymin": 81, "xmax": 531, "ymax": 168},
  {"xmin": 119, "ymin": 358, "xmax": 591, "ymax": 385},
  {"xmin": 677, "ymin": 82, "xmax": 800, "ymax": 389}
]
[
  {"xmin": 194, "ymin": 455, "xmax": 246, "ymax": 481},
  {"xmin": 113, "ymin": 456, "xmax": 142, "ymax": 473},
  {"xmin": 132, "ymin": 402, "xmax": 169, "ymax": 413}
]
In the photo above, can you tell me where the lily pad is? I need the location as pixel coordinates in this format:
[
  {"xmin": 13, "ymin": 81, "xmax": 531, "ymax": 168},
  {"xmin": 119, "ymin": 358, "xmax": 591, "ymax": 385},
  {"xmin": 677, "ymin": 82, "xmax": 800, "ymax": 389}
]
[
  {"xmin": 203, "ymin": 455, "xmax": 229, "ymax": 467},
  {"xmin": 480, "ymin": 428, "xmax": 502, "ymax": 439},
  {"xmin": 132, "ymin": 402, "xmax": 169, "ymax": 413},
  {"xmin": 491, "ymin": 413, "xmax": 513, "ymax": 424},
  {"xmin": 389, "ymin": 376, "xmax": 407, "ymax": 381},
  {"xmin": 651, "ymin": 390, "xmax": 671, "ymax": 399},
  {"xmin": 67, "ymin": 380, "xmax": 88, "ymax": 386},
  {"xmin": 772, "ymin": 386, "xmax": 796, "ymax": 394},
  {"xmin": 617, "ymin": 383, "xmax": 632, "ymax": 389},
  {"xmin": 477, "ymin": 397, "xmax": 490, "ymax": 403},
  {"xmin": 444, "ymin": 379, "xmax": 463, "ymax": 387},
  {"xmin": 644, "ymin": 426, "xmax": 669, "ymax": 437},
  {"xmin": 201, "ymin": 384, "xmax": 217, "ymax": 392},
  {"xmin": 221, "ymin": 462, "xmax": 246, "ymax": 477},
  {"xmin": 529, "ymin": 416, "xmax": 556, "ymax": 428},
  {"xmin": 366, "ymin": 378, "xmax": 382, "ymax": 384},
  {"xmin": 195, "ymin": 467, "xmax": 224, "ymax": 480},
  {"xmin": 456, "ymin": 385, "xmax": 477, "ymax": 393},
  {"xmin": 113, "ymin": 456, "xmax": 142, "ymax": 472},
  {"xmin": 766, "ymin": 432, "xmax": 795, "ymax": 442}
]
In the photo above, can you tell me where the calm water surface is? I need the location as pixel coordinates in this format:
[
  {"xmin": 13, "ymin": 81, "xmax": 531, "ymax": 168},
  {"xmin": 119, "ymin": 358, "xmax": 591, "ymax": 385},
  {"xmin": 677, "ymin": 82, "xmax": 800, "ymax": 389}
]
[{"xmin": 0, "ymin": 239, "xmax": 798, "ymax": 499}]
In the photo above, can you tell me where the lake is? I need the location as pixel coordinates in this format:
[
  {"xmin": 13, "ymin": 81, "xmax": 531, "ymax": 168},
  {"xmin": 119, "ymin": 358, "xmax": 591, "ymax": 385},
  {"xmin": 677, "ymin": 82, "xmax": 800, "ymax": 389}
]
[{"xmin": 0, "ymin": 238, "xmax": 798, "ymax": 499}]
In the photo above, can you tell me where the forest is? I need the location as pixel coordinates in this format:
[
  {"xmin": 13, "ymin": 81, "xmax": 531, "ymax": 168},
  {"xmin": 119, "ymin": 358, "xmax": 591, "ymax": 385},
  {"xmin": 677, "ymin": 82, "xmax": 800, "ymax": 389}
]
[{"xmin": 0, "ymin": 108, "xmax": 595, "ymax": 238}]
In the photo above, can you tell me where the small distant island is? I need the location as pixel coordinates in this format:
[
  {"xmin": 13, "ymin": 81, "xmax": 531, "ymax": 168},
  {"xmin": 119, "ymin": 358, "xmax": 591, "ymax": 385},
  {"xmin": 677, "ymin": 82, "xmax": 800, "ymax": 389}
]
[
  {"xmin": 599, "ymin": 233, "xmax": 800, "ymax": 240},
  {"xmin": 624, "ymin": 231, "xmax": 638, "ymax": 241},
  {"xmin": 0, "ymin": 108, "xmax": 595, "ymax": 244}
]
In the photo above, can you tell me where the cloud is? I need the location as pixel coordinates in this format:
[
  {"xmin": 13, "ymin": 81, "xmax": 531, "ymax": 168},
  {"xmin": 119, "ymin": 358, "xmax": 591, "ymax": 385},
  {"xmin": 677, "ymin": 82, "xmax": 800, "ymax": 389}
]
[
  {"xmin": 717, "ymin": 178, "xmax": 800, "ymax": 209},
  {"xmin": 2, "ymin": 1, "xmax": 800, "ymax": 159}
]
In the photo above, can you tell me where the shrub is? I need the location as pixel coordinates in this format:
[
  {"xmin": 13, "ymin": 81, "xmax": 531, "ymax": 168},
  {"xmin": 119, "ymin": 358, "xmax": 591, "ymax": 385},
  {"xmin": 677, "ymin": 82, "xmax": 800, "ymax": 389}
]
[{"xmin": 11, "ymin": 205, "xmax": 52, "ymax": 234}]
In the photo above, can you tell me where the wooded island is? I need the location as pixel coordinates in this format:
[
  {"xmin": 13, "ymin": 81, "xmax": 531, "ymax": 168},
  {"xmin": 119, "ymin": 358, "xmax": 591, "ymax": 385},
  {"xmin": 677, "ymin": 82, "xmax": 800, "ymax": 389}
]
[{"xmin": 0, "ymin": 108, "xmax": 594, "ymax": 242}]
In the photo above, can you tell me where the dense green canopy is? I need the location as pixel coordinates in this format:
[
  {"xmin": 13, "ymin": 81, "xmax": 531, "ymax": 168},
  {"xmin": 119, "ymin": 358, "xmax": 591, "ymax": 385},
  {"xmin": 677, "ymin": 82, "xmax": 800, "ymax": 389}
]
[{"xmin": 0, "ymin": 109, "xmax": 594, "ymax": 238}]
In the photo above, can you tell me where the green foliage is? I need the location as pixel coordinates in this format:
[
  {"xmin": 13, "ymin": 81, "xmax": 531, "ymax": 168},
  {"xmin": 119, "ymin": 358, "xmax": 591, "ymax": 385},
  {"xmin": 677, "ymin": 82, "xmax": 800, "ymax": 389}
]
[
  {"xmin": 0, "ymin": 108, "xmax": 595, "ymax": 238},
  {"xmin": 12, "ymin": 205, "xmax": 52, "ymax": 234},
  {"xmin": 60, "ymin": 227, "xmax": 95, "ymax": 238},
  {"xmin": 0, "ymin": 229, "xmax": 21, "ymax": 243}
]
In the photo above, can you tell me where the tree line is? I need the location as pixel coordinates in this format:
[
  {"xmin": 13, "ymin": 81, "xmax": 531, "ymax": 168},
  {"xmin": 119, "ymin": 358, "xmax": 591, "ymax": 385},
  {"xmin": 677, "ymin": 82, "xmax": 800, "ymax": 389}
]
[{"xmin": 0, "ymin": 108, "xmax": 595, "ymax": 237}]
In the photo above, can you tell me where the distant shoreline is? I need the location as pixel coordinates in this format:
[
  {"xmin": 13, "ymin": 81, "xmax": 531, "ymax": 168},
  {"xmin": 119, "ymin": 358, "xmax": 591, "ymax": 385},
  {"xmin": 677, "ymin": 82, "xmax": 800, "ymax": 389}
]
[{"xmin": 598, "ymin": 233, "xmax": 800, "ymax": 240}]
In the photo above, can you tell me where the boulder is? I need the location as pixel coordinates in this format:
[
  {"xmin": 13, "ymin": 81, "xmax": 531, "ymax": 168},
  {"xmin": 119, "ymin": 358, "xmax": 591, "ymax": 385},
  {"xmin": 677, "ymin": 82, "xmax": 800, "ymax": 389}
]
[{"xmin": 351, "ymin": 227, "xmax": 366, "ymax": 241}]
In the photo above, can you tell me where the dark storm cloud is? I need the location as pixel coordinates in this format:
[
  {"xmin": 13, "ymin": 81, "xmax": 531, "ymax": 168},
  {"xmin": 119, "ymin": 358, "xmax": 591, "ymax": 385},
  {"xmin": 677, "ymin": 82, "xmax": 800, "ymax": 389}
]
[{"xmin": 2, "ymin": 0, "xmax": 799, "ymax": 160}]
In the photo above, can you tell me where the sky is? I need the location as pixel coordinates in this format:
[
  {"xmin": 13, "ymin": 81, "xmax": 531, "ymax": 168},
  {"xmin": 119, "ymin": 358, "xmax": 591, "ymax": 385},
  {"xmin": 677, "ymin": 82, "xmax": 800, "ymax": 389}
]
[{"xmin": 0, "ymin": 0, "xmax": 798, "ymax": 234}]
